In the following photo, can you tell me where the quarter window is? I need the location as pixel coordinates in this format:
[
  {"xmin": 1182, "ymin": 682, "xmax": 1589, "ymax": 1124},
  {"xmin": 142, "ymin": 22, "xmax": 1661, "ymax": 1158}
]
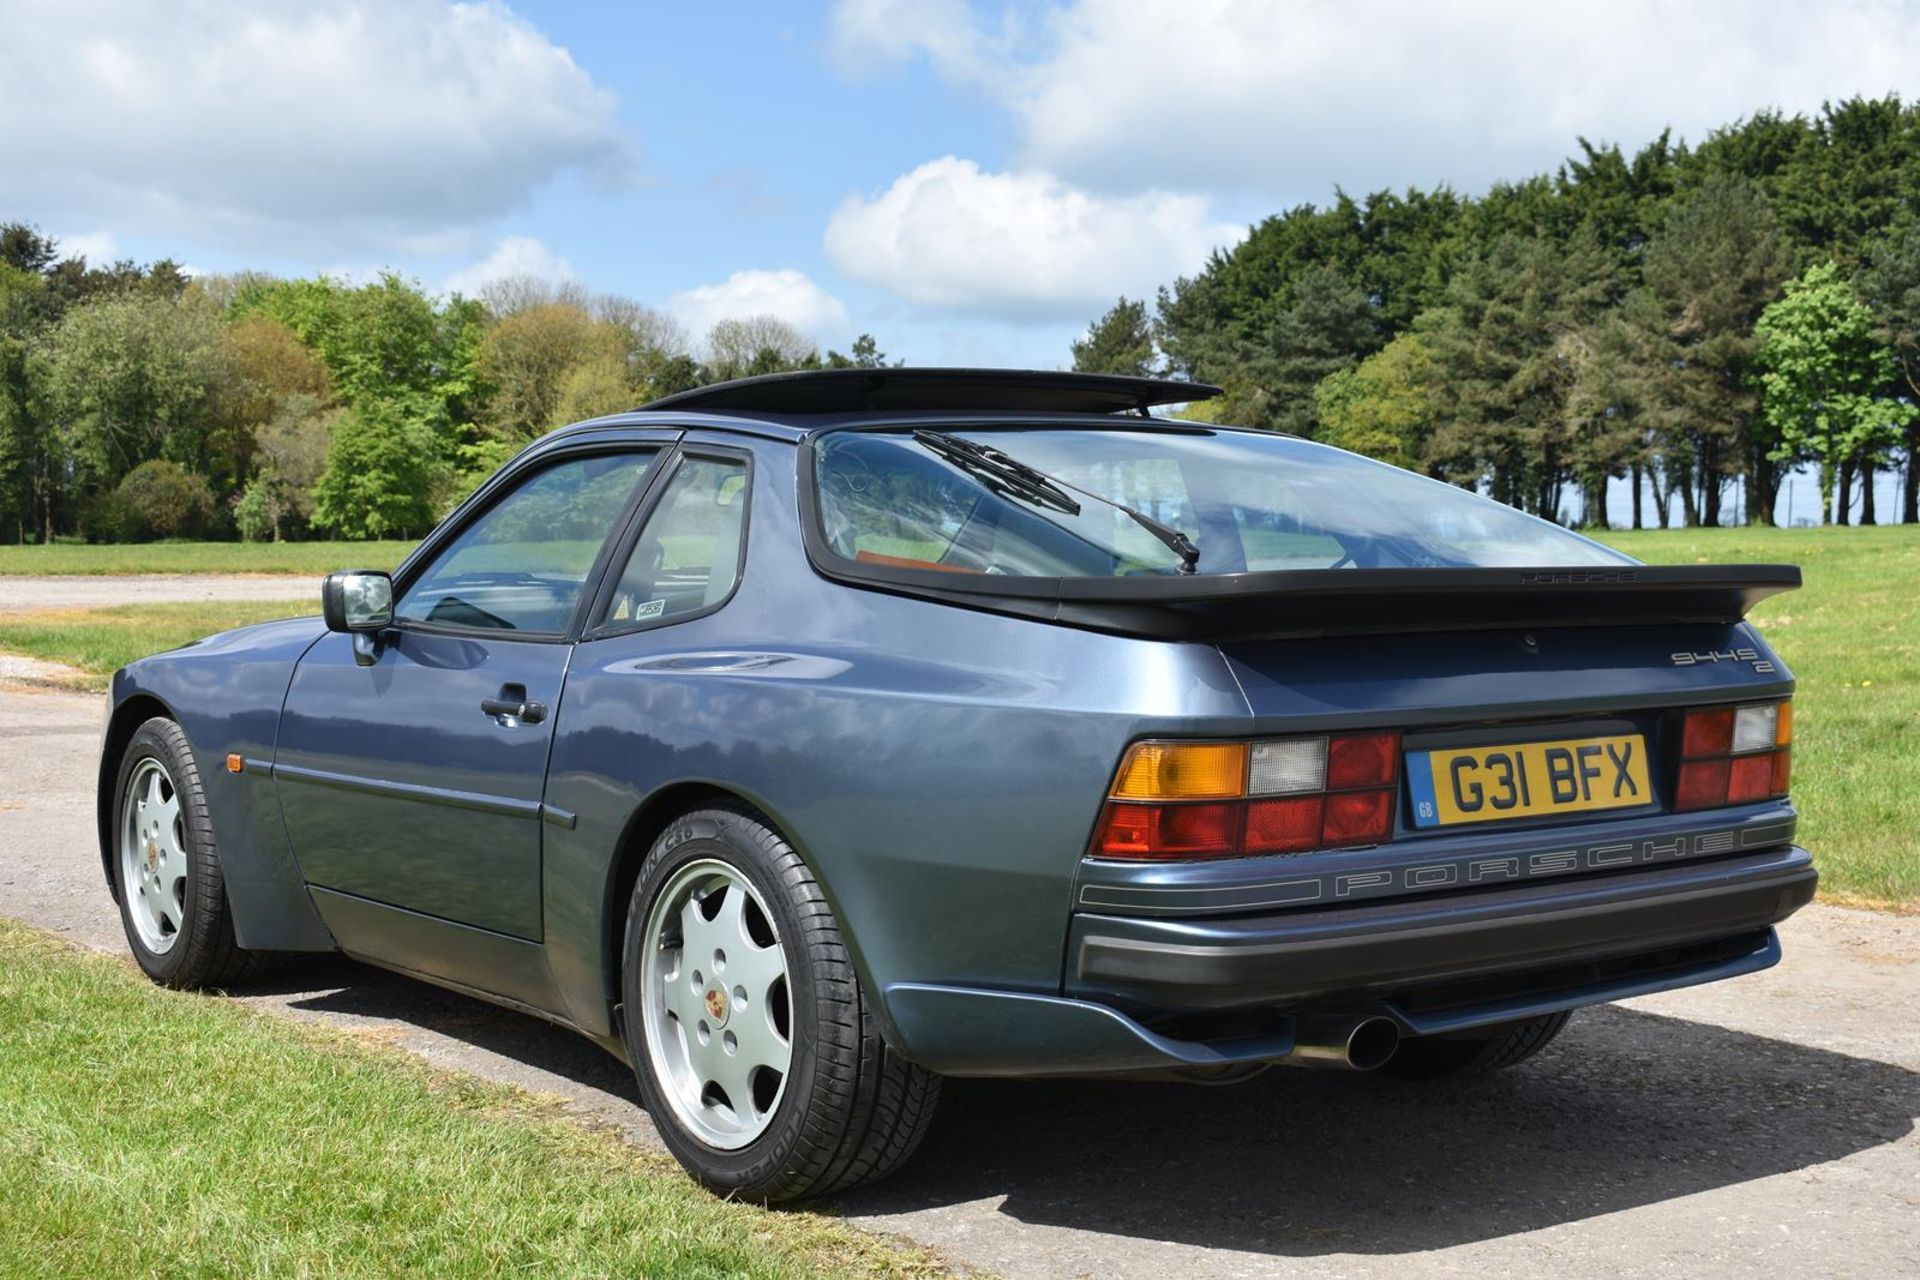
[
  {"xmin": 603, "ymin": 456, "xmax": 749, "ymax": 630},
  {"xmin": 395, "ymin": 451, "xmax": 658, "ymax": 634}
]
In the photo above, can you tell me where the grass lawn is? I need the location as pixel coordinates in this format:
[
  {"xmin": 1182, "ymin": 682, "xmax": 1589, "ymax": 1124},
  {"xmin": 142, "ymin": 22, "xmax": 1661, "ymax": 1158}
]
[
  {"xmin": 0, "ymin": 600, "xmax": 314, "ymax": 690},
  {"xmin": 0, "ymin": 540, "xmax": 414, "ymax": 576},
  {"xmin": 1596, "ymin": 524, "xmax": 1920, "ymax": 910},
  {"xmin": 0, "ymin": 919, "xmax": 945, "ymax": 1279}
]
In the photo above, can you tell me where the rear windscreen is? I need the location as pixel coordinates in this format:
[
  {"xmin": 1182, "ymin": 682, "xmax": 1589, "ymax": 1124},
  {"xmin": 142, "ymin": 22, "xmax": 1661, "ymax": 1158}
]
[{"xmin": 814, "ymin": 426, "xmax": 1631, "ymax": 577}]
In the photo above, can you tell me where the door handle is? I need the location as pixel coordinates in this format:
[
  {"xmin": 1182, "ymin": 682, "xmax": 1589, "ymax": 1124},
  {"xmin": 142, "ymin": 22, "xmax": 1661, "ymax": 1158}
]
[{"xmin": 481, "ymin": 684, "xmax": 547, "ymax": 725}]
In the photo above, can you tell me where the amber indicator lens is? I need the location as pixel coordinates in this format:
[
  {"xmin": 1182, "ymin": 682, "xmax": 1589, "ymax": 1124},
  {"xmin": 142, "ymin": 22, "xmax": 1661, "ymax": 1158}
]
[{"xmin": 1110, "ymin": 742, "xmax": 1247, "ymax": 801}]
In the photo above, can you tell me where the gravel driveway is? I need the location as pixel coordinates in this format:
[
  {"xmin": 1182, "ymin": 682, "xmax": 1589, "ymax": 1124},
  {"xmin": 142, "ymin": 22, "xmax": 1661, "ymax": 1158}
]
[
  {"xmin": 4, "ymin": 682, "xmax": 1916, "ymax": 1279},
  {"xmin": 0, "ymin": 574, "xmax": 314, "ymax": 612}
]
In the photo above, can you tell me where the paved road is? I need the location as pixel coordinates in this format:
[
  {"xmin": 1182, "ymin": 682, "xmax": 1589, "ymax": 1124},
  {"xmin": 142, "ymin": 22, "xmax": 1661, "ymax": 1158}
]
[
  {"xmin": 4, "ymin": 682, "xmax": 1917, "ymax": 1279},
  {"xmin": 0, "ymin": 574, "xmax": 314, "ymax": 612}
]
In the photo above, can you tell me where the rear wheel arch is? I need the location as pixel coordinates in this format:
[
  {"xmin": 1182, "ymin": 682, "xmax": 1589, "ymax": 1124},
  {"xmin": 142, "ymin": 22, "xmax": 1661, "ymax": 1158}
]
[
  {"xmin": 601, "ymin": 781, "xmax": 894, "ymax": 1046},
  {"xmin": 98, "ymin": 693, "xmax": 178, "ymax": 891}
]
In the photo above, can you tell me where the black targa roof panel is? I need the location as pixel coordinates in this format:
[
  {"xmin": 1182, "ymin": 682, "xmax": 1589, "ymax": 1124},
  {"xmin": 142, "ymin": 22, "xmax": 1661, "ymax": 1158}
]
[{"xmin": 637, "ymin": 368, "xmax": 1224, "ymax": 417}]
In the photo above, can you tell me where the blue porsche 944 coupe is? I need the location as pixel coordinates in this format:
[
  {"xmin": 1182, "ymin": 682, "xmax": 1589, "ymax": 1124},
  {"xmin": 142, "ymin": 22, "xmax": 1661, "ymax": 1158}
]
[{"xmin": 99, "ymin": 368, "xmax": 1814, "ymax": 1199}]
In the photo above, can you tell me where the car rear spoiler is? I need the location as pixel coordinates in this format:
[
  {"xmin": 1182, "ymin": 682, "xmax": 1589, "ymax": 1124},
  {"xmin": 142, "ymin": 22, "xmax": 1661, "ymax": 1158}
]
[{"xmin": 829, "ymin": 564, "xmax": 1802, "ymax": 641}]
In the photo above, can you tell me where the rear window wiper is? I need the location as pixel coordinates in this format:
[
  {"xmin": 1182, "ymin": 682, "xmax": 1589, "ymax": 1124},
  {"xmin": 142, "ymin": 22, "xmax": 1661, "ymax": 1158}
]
[
  {"xmin": 911, "ymin": 429, "xmax": 1081, "ymax": 516},
  {"xmin": 912, "ymin": 429, "xmax": 1201, "ymax": 574}
]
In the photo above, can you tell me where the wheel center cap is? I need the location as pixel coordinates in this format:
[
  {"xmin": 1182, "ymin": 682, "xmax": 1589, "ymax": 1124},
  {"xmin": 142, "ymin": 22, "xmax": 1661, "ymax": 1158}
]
[
  {"xmin": 145, "ymin": 841, "xmax": 159, "ymax": 871},
  {"xmin": 704, "ymin": 986, "xmax": 729, "ymax": 1026}
]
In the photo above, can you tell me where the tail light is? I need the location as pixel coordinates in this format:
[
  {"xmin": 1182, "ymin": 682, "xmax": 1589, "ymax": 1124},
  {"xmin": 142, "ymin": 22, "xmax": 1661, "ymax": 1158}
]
[
  {"xmin": 1094, "ymin": 733, "xmax": 1400, "ymax": 860},
  {"xmin": 1675, "ymin": 700, "xmax": 1792, "ymax": 812}
]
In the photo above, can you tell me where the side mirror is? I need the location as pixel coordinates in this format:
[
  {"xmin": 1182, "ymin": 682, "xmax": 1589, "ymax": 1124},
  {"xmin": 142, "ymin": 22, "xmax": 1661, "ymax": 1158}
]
[{"xmin": 321, "ymin": 571, "xmax": 394, "ymax": 633}]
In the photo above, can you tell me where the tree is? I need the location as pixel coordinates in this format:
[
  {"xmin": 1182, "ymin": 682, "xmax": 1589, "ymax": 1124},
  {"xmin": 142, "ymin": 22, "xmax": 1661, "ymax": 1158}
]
[
  {"xmin": 1181, "ymin": 265, "xmax": 1381, "ymax": 435},
  {"xmin": 1856, "ymin": 224, "xmax": 1920, "ymax": 522},
  {"xmin": 824, "ymin": 333, "xmax": 895, "ymax": 369},
  {"xmin": 0, "ymin": 264, "xmax": 57, "ymax": 541},
  {"xmin": 1418, "ymin": 231, "xmax": 1620, "ymax": 517},
  {"xmin": 0, "ymin": 223, "xmax": 59, "ymax": 275},
  {"xmin": 1312, "ymin": 333, "xmax": 1439, "ymax": 473},
  {"xmin": 112, "ymin": 459, "xmax": 217, "ymax": 540},
  {"xmin": 552, "ymin": 351, "xmax": 641, "ymax": 424},
  {"xmin": 231, "ymin": 272, "xmax": 477, "ymax": 448},
  {"xmin": 310, "ymin": 400, "xmax": 441, "ymax": 539},
  {"xmin": 1565, "ymin": 313, "xmax": 1664, "ymax": 527},
  {"xmin": 475, "ymin": 302, "xmax": 612, "ymax": 441},
  {"xmin": 1072, "ymin": 298, "xmax": 1156, "ymax": 376},
  {"xmin": 704, "ymin": 316, "xmax": 816, "ymax": 381},
  {"xmin": 1633, "ymin": 175, "xmax": 1792, "ymax": 524},
  {"xmin": 40, "ymin": 290, "xmax": 238, "ymax": 493},
  {"xmin": 252, "ymin": 393, "xmax": 341, "ymax": 538},
  {"xmin": 223, "ymin": 312, "xmax": 331, "ymax": 487},
  {"xmin": 592, "ymin": 293, "xmax": 689, "ymax": 361},
  {"xmin": 1755, "ymin": 261, "xmax": 1914, "ymax": 523}
]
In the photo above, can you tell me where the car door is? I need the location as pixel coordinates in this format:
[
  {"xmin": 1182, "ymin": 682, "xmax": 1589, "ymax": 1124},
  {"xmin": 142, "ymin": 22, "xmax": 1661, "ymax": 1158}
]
[{"xmin": 275, "ymin": 443, "xmax": 667, "ymax": 944}]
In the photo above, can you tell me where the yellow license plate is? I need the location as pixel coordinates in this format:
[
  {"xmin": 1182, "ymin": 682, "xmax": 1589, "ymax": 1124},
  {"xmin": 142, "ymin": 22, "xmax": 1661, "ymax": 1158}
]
[{"xmin": 1407, "ymin": 734, "xmax": 1653, "ymax": 828}]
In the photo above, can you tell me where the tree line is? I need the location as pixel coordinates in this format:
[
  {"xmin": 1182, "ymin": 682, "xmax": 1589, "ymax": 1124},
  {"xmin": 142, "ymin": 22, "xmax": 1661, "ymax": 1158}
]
[
  {"xmin": 1072, "ymin": 95, "xmax": 1920, "ymax": 527},
  {"xmin": 0, "ymin": 225, "xmax": 891, "ymax": 543}
]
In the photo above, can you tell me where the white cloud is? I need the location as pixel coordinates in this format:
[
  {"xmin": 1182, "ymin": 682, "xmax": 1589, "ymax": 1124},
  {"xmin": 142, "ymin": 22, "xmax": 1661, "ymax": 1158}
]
[
  {"xmin": 0, "ymin": 0, "xmax": 628, "ymax": 254},
  {"xmin": 666, "ymin": 269, "xmax": 851, "ymax": 344},
  {"xmin": 444, "ymin": 235, "xmax": 576, "ymax": 297},
  {"xmin": 823, "ymin": 157, "xmax": 1241, "ymax": 319},
  {"xmin": 826, "ymin": 0, "xmax": 1015, "ymax": 90},
  {"xmin": 830, "ymin": 0, "xmax": 1920, "ymax": 198},
  {"xmin": 54, "ymin": 230, "xmax": 119, "ymax": 266}
]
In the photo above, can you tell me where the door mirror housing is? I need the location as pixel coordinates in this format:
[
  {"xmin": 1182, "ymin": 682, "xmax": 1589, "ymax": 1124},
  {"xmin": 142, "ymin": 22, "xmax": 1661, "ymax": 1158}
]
[{"xmin": 322, "ymin": 571, "xmax": 394, "ymax": 633}]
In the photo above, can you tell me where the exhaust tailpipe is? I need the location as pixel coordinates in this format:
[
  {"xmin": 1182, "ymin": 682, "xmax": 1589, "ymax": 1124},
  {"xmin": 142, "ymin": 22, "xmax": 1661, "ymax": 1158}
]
[{"xmin": 1274, "ymin": 1014, "xmax": 1400, "ymax": 1071}]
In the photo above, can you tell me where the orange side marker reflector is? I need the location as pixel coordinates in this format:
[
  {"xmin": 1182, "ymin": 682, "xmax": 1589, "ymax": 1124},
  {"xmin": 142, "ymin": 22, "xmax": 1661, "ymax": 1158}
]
[{"xmin": 226, "ymin": 753, "xmax": 245, "ymax": 774}]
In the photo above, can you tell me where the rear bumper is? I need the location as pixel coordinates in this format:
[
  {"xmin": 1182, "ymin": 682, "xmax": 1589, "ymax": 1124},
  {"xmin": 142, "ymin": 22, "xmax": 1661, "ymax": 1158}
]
[
  {"xmin": 884, "ymin": 845, "xmax": 1814, "ymax": 1076},
  {"xmin": 1070, "ymin": 844, "xmax": 1816, "ymax": 1012}
]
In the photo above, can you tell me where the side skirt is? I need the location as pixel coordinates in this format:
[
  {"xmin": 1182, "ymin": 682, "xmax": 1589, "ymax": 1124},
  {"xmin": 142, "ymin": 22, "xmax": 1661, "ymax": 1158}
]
[{"xmin": 307, "ymin": 886, "xmax": 627, "ymax": 1064}]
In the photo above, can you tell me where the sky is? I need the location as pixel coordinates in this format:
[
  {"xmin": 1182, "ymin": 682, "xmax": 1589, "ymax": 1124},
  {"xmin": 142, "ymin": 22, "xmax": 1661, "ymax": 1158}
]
[{"xmin": 7, "ymin": 0, "xmax": 1920, "ymax": 375}]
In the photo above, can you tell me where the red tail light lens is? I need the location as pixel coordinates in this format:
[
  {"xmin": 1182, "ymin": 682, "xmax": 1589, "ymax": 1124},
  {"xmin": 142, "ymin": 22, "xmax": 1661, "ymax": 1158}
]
[
  {"xmin": 1323, "ymin": 788, "xmax": 1395, "ymax": 845},
  {"xmin": 1243, "ymin": 795, "xmax": 1325, "ymax": 854},
  {"xmin": 1676, "ymin": 759, "xmax": 1731, "ymax": 811},
  {"xmin": 1097, "ymin": 733, "xmax": 1401, "ymax": 860},
  {"xmin": 1675, "ymin": 701, "xmax": 1792, "ymax": 812},
  {"xmin": 1681, "ymin": 707, "xmax": 1735, "ymax": 759},
  {"xmin": 1327, "ymin": 732, "xmax": 1399, "ymax": 790},
  {"xmin": 1728, "ymin": 754, "xmax": 1776, "ymax": 804},
  {"xmin": 1095, "ymin": 800, "xmax": 1241, "ymax": 859}
]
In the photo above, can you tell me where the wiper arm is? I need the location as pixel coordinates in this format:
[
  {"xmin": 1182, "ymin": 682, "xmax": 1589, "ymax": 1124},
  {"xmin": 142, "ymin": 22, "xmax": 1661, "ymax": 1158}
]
[
  {"xmin": 911, "ymin": 429, "xmax": 1081, "ymax": 516},
  {"xmin": 912, "ymin": 429, "xmax": 1201, "ymax": 574}
]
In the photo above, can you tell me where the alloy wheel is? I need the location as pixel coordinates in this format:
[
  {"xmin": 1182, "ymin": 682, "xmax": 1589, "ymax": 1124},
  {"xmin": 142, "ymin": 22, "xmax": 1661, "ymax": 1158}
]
[
  {"xmin": 120, "ymin": 758, "xmax": 187, "ymax": 954},
  {"xmin": 639, "ymin": 857, "xmax": 793, "ymax": 1149}
]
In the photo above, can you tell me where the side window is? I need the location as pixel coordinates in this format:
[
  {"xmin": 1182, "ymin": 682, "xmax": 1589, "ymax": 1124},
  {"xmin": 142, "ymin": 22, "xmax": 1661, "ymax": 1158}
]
[
  {"xmin": 602, "ymin": 455, "xmax": 748, "ymax": 630},
  {"xmin": 396, "ymin": 451, "xmax": 657, "ymax": 634}
]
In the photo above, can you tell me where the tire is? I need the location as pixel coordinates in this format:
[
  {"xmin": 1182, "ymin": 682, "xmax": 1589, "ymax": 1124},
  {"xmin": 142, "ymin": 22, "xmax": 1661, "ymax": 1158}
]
[
  {"xmin": 1381, "ymin": 1011, "xmax": 1573, "ymax": 1081},
  {"xmin": 111, "ymin": 716, "xmax": 267, "ymax": 989},
  {"xmin": 621, "ymin": 803, "xmax": 940, "ymax": 1202}
]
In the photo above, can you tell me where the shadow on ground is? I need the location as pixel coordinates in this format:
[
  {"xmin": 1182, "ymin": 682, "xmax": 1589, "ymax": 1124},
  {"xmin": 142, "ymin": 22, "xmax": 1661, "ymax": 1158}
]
[
  {"xmin": 250, "ymin": 960, "xmax": 1920, "ymax": 1258},
  {"xmin": 255, "ymin": 957, "xmax": 635, "ymax": 1098}
]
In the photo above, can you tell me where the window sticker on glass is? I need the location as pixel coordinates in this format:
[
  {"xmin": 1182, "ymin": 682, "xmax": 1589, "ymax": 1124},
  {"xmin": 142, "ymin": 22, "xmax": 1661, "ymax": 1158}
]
[{"xmin": 633, "ymin": 598, "xmax": 667, "ymax": 620}]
